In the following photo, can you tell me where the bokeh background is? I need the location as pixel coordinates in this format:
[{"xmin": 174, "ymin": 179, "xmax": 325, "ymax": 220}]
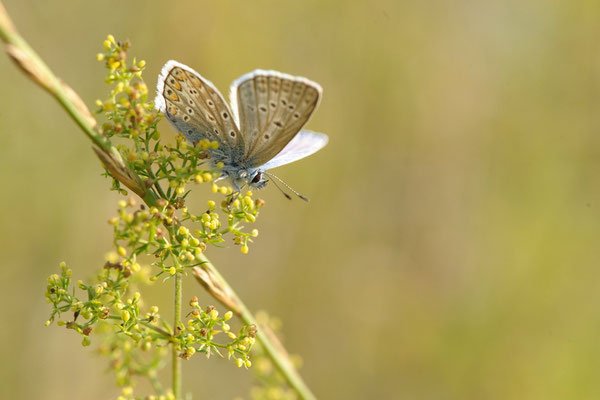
[{"xmin": 2, "ymin": 0, "xmax": 600, "ymax": 399}]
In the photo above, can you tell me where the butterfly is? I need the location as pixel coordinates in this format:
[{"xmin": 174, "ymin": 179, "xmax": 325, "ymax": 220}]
[{"xmin": 154, "ymin": 60, "xmax": 328, "ymax": 200}]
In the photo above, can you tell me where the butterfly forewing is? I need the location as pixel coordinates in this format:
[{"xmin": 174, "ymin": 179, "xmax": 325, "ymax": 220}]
[
  {"xmin": 231, "ymin": 70, "xmax": 322, "ymax": 168},
  {"xmin": 156, "ymin": 61, "xmax": 243, "ymax": 153}
]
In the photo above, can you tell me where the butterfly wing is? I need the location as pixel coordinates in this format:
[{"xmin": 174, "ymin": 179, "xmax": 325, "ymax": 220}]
[
  {"xmin": 230, "ymin": 70, "xmax": 322, "ymax": 168},
  {"xmin": 260, "ymin": 130, "xmax": 328, "ymax": 170},
  {"xmin": 155, "ymin": 61, "xmax": 243, "ymax": 156}
]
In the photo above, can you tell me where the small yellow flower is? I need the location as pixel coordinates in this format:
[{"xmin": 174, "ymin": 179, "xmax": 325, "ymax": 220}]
[
  {"xmin": 212, "ymin": 183, "xmax": 219, "ymax": 193},
  {"xmin": 121, "ymin": 310, "xmax": 131, "ymax": 322},
  {"xmin": 224, "ymin": 311, "xmax": 233, "ymax": 321},
  {"xmin": 216, "ymin": 161, "xmax": 224, "ymax": 169},
  {"xmin": 194, "ymin": 174, "xmax": 204, "ymax": 183},
  {"xmin": 107, "ymin": 34, "xmax": 115, "ymax": 43},
  {"xmin": 209, "ymin": 309, "xmax": 219, "ymax": 320},
  {"xmin": 138, "ymin": 82, "xmax": 148, "ymax": 95},
  {"xmin": 96, "ymin": 53, "xmax": 104, "ymax": 61},
  {"xmin": 117, "ymin": 246, "xmax": 127, "ymax": 257},
  {"xmin": 245, "ymin": 359, "xmax": 252, "ymax": 368},
  {"xmin": 241, "ymin": 245, "xmax": 249, "ymax": 254},
  {"xmin": 169, "ymin": 266, "xmax": 177, "ymax": 275},
  {"xmin": 178, "ymin": 226, "xmax": 190, "ymax": 236},
  {"xmin": 236, "ymin": 358, "xmax": 244, "ymax": 368},
  {"xmin": 138, "ymin": 60, "xmax": 146, "ymax": 68}
]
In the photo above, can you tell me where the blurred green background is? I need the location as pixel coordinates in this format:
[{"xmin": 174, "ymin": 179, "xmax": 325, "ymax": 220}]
[{"xmin": 2, "ymin": 0, "xmax": 600, "ymax": 399}]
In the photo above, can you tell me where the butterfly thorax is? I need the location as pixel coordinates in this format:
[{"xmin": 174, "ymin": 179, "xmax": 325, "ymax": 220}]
[{"xmin": 212, "ymin": 154, "xmax": 267, "ymax": 191}]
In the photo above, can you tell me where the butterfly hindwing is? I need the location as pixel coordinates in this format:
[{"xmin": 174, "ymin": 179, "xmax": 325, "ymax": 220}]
[
  {"xmin": 260, "ymin": 130, "xmax": 329, "ymax": 171},
  {"xmin": 231, "ymin": 70, "xmax": 322, "ymax": 168},
  {"xmin": 155, "ymin": 61, "xmax": 243, "ymax": 155}
]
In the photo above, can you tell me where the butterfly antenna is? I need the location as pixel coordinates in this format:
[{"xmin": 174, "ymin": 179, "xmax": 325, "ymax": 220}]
[
  {"xmin": 266, "ymin": 174, "xmax": 292, "ymax": 200},
  {"xmin": 265, "ymin": 172, "xmax": 310, "ymax": 202}
]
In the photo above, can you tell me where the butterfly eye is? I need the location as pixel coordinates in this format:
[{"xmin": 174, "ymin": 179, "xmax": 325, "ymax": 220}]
[{"xmin": 251, "ymin": 172, "xmax": 262, "ymax": 184}]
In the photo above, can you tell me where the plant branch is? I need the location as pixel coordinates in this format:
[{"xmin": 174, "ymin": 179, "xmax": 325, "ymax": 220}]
[
  {"xmin": 173, "ymin": 272, "xmax": 183, "ymax": 399},
  {"xmin": 0, "ymin": 2, "xmax": 155, "ymax": 203},
  {"xmin": 139, "ymin": 320, "xmax": 173, "ymax": 339},
  {"xmin": 0, "ymin": 3, "xmax": 316, "ymax": 400}
]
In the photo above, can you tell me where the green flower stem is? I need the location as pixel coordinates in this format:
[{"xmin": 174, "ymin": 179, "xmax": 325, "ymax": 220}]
[
  {"xmin": 138, "ymin": 320, "xmax": 173, "ymax": 339},
  {"xmin": 173, "ymin": 272, "xmax": 183, "ymax": 399},
  {"xmin": 107, "ymin": 315, "xmax": 172, "ymax": 339},
  {"xmin": 0, "ymin": 4, "xmax": 316, "ymax": 400}
]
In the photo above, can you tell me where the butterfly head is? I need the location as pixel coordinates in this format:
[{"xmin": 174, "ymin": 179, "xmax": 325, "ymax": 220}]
[
  {"xmin": 226, "ymin": 167, "xmax": 268, "ymax": 191},
  {"xmin": 248, "ymin": 170, "xmax": 268, "ymax": 189}
]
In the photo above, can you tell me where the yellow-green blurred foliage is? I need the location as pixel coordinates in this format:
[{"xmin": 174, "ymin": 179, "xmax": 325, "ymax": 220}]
[{"xmin": 2, "ymin": 0, "xmax": 600, "ymax": 399}]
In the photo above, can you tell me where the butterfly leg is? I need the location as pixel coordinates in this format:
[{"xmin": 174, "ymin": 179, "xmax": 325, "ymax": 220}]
[
  {"xmin": 214, "ymin": 174, "xmax": 228, "ymax": 183},
  {"xmin": 225, "ymin": 180, "xmax": 243, "ymax": 210}
]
